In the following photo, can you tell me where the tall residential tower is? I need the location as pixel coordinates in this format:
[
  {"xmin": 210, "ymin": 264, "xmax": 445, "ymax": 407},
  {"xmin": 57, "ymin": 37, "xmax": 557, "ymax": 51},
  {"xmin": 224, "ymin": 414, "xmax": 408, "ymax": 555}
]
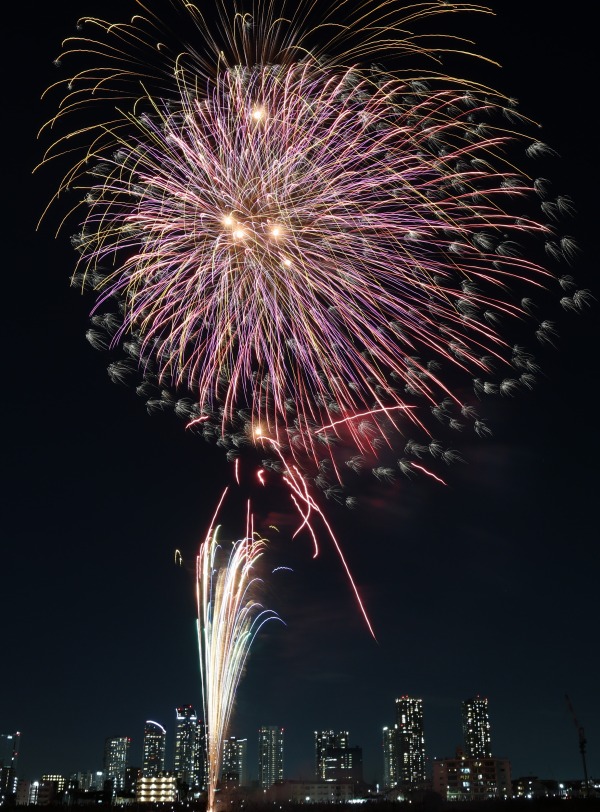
[
  {"xmin": 314, "ymin": 731, "xmax": 362, "ymax": 783},
  {"xmin": 382, "ymin": 726, "xmax": 398, "ymax": 789},
  {"xmin": 462, "ymin": 697, "xmax": 492, "ymax": 758},
  {"xmin": 0, "ymin": 732, "xmax": 20, "ymax": 804},
  {"xmin": 315, "ymin": 731, "xmax": 348, "ymax": 780},
  {"xmin": 173, "ymin": 706, "xmax": 202, "ymax": 790},
  {"xmin": 103, "ymin": 736, "xmax": 131, "ymax": 793},
  {"xmin": 143, "ymin": 721, "xmax": 166, "ymax": 777},
  {"xmin": 222, "ymin": 737, "xmax": 248, "ymax": 788},
  {"xmin": 395, "ymin": 697, "xmax": 426, "ymax": 789},
  {"xmin": 258, "ymin": 726, "xmax": 283, "ymax": 789}
]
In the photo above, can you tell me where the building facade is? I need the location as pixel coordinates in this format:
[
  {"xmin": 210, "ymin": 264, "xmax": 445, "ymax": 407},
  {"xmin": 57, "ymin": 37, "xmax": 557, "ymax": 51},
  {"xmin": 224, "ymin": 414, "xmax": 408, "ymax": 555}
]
[
  {"xmin": 143, "ymin": 721, "xmax": 166, "ymax": 777},
  {"xmin": 258, "ymin": 726, "xmax": 284, "ymax": 789},
  {"xmin": 268, "ymin": 779, "xmax": 355, "ymax": 804},
  {"xmin": 395, "ymin": 697, "xmax": 426, "ymax": 789},
  {"xmin": 71, "ymin": 771, "xmax": 106, "ymax": 792},
  {"xmin": 136, "ymin": 773, "xmax": 177, "ymax": 803},
  {"xmin": 314, "ymin": 730, "xmax": 362, "ymax": 783},
  {"xmin": 0, "ymin": 732, "xmax": 20, "ymax": 804},
  {"xmin": 433, "ymin": 751, "xmax": 511, "ymax": 801},
  {"xmin": 315, "ymin": 731, "xmax": 347, "ymax": 780},
  {"xmin": 222, "ymin": 737, "xmax": 248, "ymax": 788},
  {"xmin": 173, "ymin": 706, "xmax": 202, "ymax": 790},
  {"xmin": 382, "ymin": 726, "xmax": 398, "ymax": 789},
  {"xmin": 15, "ymin": 780, "xmax": 33, "ymax": 806}
]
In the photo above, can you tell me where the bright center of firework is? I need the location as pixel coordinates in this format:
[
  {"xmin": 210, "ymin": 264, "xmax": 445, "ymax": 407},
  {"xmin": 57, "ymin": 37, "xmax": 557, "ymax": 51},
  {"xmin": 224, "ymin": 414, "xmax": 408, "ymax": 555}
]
[{"xmin": 223, "ymin": 210, "xmax": 286, "ymax": 252}]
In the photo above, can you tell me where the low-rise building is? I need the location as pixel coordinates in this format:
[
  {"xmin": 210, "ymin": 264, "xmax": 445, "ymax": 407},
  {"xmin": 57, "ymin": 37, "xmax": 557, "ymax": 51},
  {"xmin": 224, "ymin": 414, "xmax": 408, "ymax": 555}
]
[
  {"xmin": 432, "ymin": 749, "xmax": 511, "ymax": 801},
  {"xmin": 135, "ymin": 772, "xmax": 177, "ymax": 803},
  {"xmin": 267, "ymin": 779, "xmax": 356, "ymax": 804}
]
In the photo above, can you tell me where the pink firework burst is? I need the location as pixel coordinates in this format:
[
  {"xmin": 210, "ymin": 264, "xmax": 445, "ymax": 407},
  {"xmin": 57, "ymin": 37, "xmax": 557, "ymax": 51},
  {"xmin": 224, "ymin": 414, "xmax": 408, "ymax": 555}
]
[{"xmin": 40, "ymin": 0, "xmax": 590, "ymax": 476}]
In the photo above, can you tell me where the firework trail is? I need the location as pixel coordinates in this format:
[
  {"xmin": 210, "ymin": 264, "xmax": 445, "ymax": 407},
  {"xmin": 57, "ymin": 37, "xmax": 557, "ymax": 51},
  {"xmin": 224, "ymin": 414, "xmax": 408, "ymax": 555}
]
[
  {"xmin": 40, "ymin": 0, "xmax": 590, "ymax": 505},
  {"xmin": 197, "ymin": 491, "xmax": 282, "ymax": 811}
]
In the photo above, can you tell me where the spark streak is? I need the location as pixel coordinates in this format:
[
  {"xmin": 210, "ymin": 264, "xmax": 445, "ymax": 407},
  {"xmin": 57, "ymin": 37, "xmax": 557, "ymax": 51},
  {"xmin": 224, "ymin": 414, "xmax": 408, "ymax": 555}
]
[
  {"xmin": 410, "ymin": 463, "xmax": 448, "ymax": 485},
  {"xmin": 258, "ymin": 435, "xmax": 377, "ymax": 639}
]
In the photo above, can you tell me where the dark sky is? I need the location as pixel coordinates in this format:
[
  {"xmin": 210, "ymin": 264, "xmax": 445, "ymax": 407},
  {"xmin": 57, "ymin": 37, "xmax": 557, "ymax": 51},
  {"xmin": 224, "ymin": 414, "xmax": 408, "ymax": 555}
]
[{"xmin": 3, "ymin": 0, "xmax": 598, "ymax": 790}]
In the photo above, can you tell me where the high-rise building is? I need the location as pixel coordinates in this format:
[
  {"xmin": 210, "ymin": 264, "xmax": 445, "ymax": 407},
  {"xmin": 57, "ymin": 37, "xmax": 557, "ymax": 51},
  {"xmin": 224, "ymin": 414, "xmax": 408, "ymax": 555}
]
[
  {"xmin": 222, "ymin": 737, "xmax": 248, "ymax": 788},
  {"xmin": 314, "ymin": 731, "xmax": 362, "ymax": 783},
  {"xmin": 395, "ymin": 697, "xmax": 426, "ymax": 789},
  {"xmin": 103, "ymin": 737, "xmax": 131, "ymax": 793},
  {"xmin": 0, "ymin": 732, "xmax": 20, "ymax": 804},
  {"xmin": 258, "ymin": 726, "xmax": 284, "ymax": 789},
  {"xmin": 173, "ymin": 706, "xmax": 202, "ymax": 790},
  {"xmin": 0, "ymin": 733, "xmax": 19, "ymax": 769},
  {"xmin": 462, "ymin": 697, "xmax": 492, "ymax": 758},
  {"xmin": 143, "ymin": 721, "xmax": 166, "ymax": 777},
  {"xmin": 314, "ymin": 731, "xmax": 348, "ymax": 780},
  {"xmin": 382, "ymin": 726, "xmax": 398, "ymax": 789}
]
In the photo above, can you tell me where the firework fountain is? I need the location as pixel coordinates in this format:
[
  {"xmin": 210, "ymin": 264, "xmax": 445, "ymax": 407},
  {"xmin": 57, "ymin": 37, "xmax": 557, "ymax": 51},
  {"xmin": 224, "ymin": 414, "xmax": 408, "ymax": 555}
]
[{"xmin": 197, "ymin": 491, "xmax": 282, "ymax": 811}]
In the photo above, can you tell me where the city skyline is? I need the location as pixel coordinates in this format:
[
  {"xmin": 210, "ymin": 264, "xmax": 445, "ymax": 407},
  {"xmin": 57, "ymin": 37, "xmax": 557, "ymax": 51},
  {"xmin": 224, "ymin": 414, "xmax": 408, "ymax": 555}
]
[
  {"xmin": 2, "ymin": 0, "xmax": 598, "ymax": 794},
  {"xmin": 3, "ymin": 692, "xmax": 593, "ymax": 790}
]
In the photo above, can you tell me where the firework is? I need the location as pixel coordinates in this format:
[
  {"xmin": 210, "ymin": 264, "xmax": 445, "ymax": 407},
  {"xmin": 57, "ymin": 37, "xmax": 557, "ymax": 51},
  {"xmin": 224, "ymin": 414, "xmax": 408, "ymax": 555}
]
[
  {"xmin": 40, "ymin": 0, "xmax": 590, "ymax": 493},
  {"xmin": 197, "ymin": 491, "xmax": 282, "ymax": 811}
]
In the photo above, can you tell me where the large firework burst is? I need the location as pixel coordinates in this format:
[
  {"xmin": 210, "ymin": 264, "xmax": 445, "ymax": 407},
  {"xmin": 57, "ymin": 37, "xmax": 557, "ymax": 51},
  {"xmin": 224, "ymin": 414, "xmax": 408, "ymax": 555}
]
[{"xmin": 40, "ymin": 0, "xmax": 590, "ymax": 489}]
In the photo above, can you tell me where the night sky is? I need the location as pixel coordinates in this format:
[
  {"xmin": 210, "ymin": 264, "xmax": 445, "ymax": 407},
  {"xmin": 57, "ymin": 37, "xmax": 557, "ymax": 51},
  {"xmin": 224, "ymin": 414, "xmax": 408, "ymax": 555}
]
[{"xmin": 3, "ymin": 0, "xmax": 598, "ymax": 791}]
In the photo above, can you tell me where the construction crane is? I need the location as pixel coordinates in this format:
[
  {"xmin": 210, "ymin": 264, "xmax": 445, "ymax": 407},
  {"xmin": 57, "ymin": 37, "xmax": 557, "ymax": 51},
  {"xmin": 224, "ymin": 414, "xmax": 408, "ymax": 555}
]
[{"xmin": 565, "ymin": 694, "xmax": 590, "ymax": 798}]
